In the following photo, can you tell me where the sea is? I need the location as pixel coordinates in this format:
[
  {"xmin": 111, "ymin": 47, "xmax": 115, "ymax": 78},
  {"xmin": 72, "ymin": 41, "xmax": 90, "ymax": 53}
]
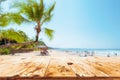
[{"xmin": 51, "ymin": 48, "xmax": 120, "ymax": 57}]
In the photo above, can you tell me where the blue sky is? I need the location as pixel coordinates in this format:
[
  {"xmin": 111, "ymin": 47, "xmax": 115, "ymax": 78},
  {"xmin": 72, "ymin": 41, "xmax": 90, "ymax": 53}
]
[{"xmin": 1, "ymin": 0, "xmax": 120, "ymax": 48}]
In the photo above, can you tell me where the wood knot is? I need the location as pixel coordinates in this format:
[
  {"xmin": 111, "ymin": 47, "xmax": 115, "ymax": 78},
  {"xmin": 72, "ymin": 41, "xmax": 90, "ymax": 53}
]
[{"xmin": 67, "ymin": 62, "xmax": 73, "ymax": 65}]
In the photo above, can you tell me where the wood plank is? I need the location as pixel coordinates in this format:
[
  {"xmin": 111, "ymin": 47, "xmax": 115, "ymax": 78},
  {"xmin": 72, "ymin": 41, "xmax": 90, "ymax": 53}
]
[
  {"xmin": 29, "ymin": 56, "xmax": 50, "ymax": 77},
  {"xmin": 0, "ymin": 55, "xmax": 120, "ymax": 78},
  {"xmin": 0, "ymin": 56, "xmax": 50, "ymax": 77},
  {"xmin": 0, "ymin": 56, "xmax": 39, "ymax": 76},
  {"xmin": 0, "ymin": 56, "xmax": 28, "ymax": 76},
  {"xmin": 45, "ymin": 57, "xmax": 76, "ymax": 77},
  {"xmin": 66, "ymin": 57, "xmax": 109, "ymax": 77},
  {"xmin": 84, "ymin": 57, "xmax": 120, "ymax": 77},
  {"xmin": 94, "ymin": 57, "xmax": 120, "ymax": 69}
]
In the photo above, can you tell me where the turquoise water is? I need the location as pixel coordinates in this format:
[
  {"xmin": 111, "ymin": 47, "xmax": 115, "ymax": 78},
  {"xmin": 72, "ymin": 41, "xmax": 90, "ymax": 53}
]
[{"xmin": 51, "ymin": 48, "xmax": 120, "ymax": 56}]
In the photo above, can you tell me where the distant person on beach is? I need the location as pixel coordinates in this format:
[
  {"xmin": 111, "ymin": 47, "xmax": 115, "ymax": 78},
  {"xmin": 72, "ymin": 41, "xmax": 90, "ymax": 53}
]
[
  {"xmin": 84, "ymin": 54, "xmax": 87, "ymax": 57},
  {"xmin": 84, "ymin": 51, "xmax": 88, "ymax": 57},
  {"xmin": 90, "ymin": 51, "xmax": 94, "ymax": 56},
  {"xmin": 107, "ymin": 53, "xmax": 110, "ymax": 57},
  {"xmin": 40, "ymin": 47, "xmax": 49, "ymax": 56},
  {"xmin": 84, "ymin": 51, "xmax": 89, "ymax": 57},
  {"xmin": 114, "ymin": 53, "xmax": 117, "ymax": 56}
]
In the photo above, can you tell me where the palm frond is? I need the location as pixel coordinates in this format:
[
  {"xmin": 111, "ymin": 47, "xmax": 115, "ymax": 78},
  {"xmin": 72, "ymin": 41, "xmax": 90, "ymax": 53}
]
[
  {"xmin": 12, "ymin": 1, "xmax": 35, "ymax": 22},
  {"xmin": 38, "ymin": 0, "xmax": 44, "ymax": 21},
  {"xmin": 47, "ymin": 2, "xmax": 56, "ymax": 15},
  {"xmin": 31, "ymin": 0, "xmax": 41, "ymax": 22},
  {"xmin": 8, "ymin": 13, "xmax": 29, "ymax": 25},
  {"xmin": 15, "ymin": 0, "xmax": 44, "ymax": 22},
  {"xmin": 0, "ymin": 14, "xmax": 10, "ymax": 27},
  {"xmin": 41, "ymin": 14, "xmax": 53, "ymax": 25},
  {"xmin": 32, "ymin": 0, "xmax": 44, "ymax": 22},
  {"xmin": 0, "ymin": 13, "xmax": 30, "ymax": 27},
  {"xmin": 44, "ymin": 27, "xmax": 54, "ymax": 40},
  {"xmin": 22, "ymin": 4, "xmax": 35, "ymax": 21},
  {"xmin": 41, "ymin": 2, "xmax": 56, "ymax": 25}
]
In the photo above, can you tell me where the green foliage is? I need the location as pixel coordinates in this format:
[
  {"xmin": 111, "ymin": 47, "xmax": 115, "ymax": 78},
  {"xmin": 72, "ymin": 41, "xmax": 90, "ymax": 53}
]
[
  {"xmin": 0, "ymin": 13, "xmax": 29, "ymax": 27},
  {"xmin": 17, "ymin": 30, "xmax": 29, "ymax": 41},
  {"xmin": 12, "ymin": 0, "xmax": 55, "ymax": 25},
  {"xmin": 44, "ymin": 28, "xmax": 54, "ymax": 40},
  {"xmin": 21, "ymin": 43, "xmax": 35, "ymax": 49},
  {"xmin": 0, "ymin": 14, "xmax": 10, "ymax": 27},
  {"xmin": 41, "ymin": 2, "xmax": 56, "ymax": 25},
  {"xmin": 12, "ymin": 0, "xmax": 55, "ymax": 41},
  {"xmin": 0, "ymin": 29, "xmax": 29, "ymax": 44},
  {"xmin": 0, "ymin": 48, "xmax": 10, "ymax": 55},
  {"xmin": 0, "ymin": 0, "xmax": 55, "ymax": 41},
  {"xmin": 38, "ymin": 40, "xmax": 46, "ymax": 46},
  {"xmin": 11, "ymin": 45, "xmax": 22, "ymax": 50}
]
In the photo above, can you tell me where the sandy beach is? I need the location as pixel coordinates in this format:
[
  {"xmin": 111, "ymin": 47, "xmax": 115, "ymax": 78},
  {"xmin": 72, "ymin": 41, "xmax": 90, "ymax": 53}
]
[{"xmin": 0, "ymin": 50, "xmax": 120, "ymax": 79}]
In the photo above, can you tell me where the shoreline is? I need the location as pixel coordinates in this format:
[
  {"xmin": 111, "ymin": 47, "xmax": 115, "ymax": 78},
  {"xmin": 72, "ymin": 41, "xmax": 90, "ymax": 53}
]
[{"xmin": 4, "ymin": 49, "xmax": 120, "ymax": 57}]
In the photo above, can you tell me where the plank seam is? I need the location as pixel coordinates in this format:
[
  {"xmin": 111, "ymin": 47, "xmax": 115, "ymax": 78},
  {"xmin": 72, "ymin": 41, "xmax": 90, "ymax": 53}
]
[{"xmin": 44, "ymin": 57, "xmax": 51, "ymax": 77}]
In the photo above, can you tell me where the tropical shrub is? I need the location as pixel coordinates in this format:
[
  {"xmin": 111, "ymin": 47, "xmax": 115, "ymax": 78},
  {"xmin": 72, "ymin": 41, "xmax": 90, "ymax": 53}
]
[
  {"xmin": 0, "ymin": 29, "xmax": 29, "ymax": 45},
  {"xmin": 0, "ymin": 48, "xmax": 10, "ymax": 55}
]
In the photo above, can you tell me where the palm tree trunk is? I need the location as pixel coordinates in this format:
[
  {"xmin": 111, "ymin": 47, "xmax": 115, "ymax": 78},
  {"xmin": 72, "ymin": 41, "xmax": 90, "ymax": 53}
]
[
  {"xmin": 35, "ymin": 32, "xmax": 39, "ymax": 42},
  {"xmin": 35, "ymin": 22, "xmax": 41, "ymax": 42}
]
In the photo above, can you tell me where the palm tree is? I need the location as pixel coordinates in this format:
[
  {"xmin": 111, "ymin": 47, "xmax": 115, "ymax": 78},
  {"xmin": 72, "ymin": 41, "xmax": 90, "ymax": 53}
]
[{"xmin": 0, "ymin": 0, "xmax": 55, "ymax": 42}]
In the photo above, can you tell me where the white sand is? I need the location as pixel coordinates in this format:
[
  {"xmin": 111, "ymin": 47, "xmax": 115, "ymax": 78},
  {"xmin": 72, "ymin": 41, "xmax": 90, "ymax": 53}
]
[{"xmin": 11, "ymin": 50, "xmax": 78, "ymax": 57}]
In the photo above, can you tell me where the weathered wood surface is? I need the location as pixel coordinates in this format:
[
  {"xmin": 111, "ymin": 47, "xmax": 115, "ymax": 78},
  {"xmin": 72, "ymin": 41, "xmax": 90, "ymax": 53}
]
[
  {"xmin": 66, "ymin": 57, "xmax": 109, "ymax": 77},
  {"xmin": 45, "ymin": 57, "xmax": 76, "ymax": 77},
  {"xmin": 0, "ymin": 56, "xmax": 120, "ymax": 78}
]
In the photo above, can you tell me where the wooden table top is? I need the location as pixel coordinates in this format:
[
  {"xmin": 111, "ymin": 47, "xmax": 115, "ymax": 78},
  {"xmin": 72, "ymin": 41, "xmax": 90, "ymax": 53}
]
[{"xmin": 0, "ymin": 55, "xmax": 120, "ymax": 80}]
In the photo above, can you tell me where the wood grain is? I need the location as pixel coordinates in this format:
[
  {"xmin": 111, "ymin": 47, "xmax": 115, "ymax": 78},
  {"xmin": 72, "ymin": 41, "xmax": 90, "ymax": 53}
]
[{"xmin": 0, "ymin": 56, "xmax": 120, "ymax": 78}]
